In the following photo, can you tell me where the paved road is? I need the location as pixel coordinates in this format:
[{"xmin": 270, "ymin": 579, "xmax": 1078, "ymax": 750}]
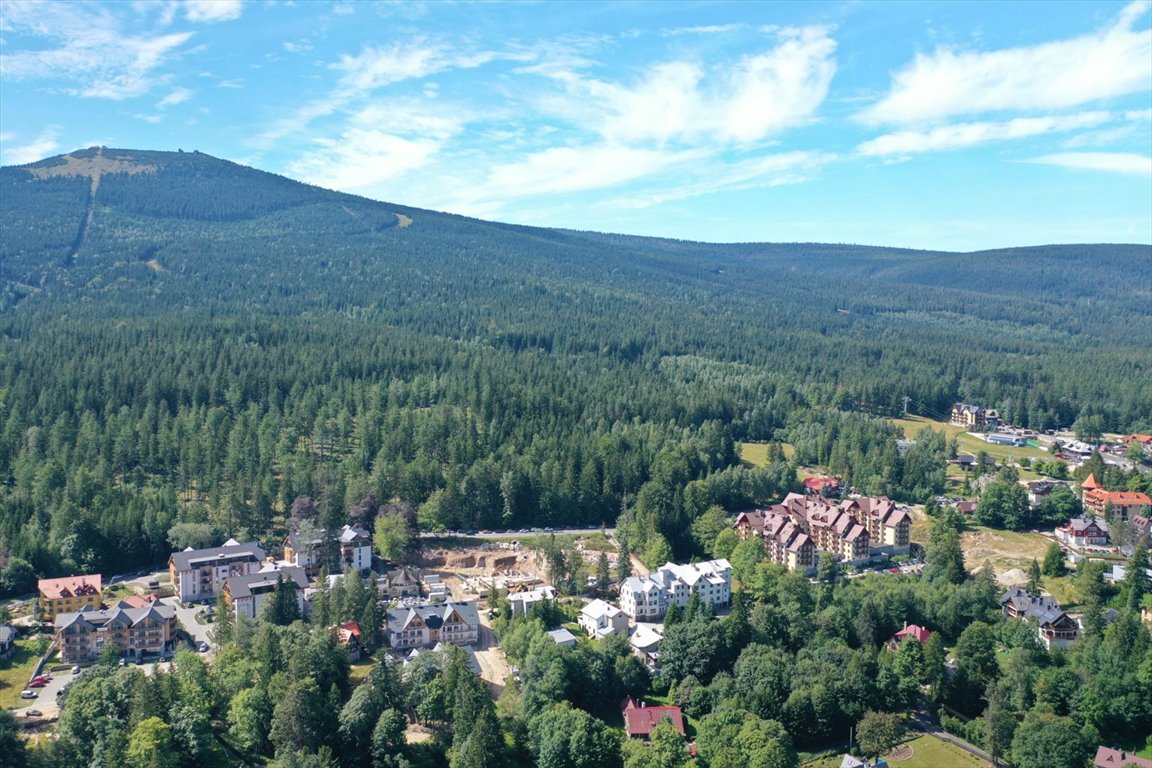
[
  {"xmin": 423, "ymin": 527, "xmax": 616, "ymax": 540},
  {"xmin": 161, "ymin": 596, "xmax": 215, "ymax": 653}
]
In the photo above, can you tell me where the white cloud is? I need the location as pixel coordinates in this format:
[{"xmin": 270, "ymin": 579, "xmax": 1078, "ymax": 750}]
[
  {"xmin": 184, "ymin": 0, "xmax": 242, "ymax": 23},
  {"xmin": 857, "ymin": 112, "xmax": 1112, "ymax": 157},
  {"xmin": 1, "ymin": 126, "xmax": 60, "ymax": 165},
  {"xmin": 552, "ymin": 25, "xmax": 836, "ymax": 147},
  {"xmin": 287, "ymin": 128, "xmax": 443, "ymax": 190},
  {"xmin": 0, "ymin": 2, "xmax": 193, "ymax": 100},
  {"xmin": 157, "ymin": 87, "xmax": 192, "ymax": 108},
  {"xmin": 482, "ymin": 144, "xmax": 706, "ymax": 198},
  {"xmin": 1029, "ymin": 151, "xmax": 1152, "ymax": 176},
  {"xmin": 859, "ymin": 2, "xmax": 1152, "ymax": 125}
]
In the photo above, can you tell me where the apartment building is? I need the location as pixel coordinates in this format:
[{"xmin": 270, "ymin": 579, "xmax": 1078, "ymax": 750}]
[
  {"xmin": 619, "ymin": 559, "xmax": 731, "ymax": 620},
  {"xmin": 168, "ymin": 539, "xmax": 267, "ymax": 604},
  {"xmin": 38, "ymin": 574, "xmax": 103, "ymax": 622},
  {"xmin": 54, "ymin": 603, "xmax": 177, "ymax": 663}
]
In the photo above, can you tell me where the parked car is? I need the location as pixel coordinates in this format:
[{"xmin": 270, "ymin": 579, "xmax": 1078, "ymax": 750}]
[
  {"xmin": 28, "ymin": 680, "xmax": 46, "ymax": 688},
  {"xmin": 24, "ymin": 709, "xmax": 43, "ymax": 717},
  {"xmin": 71, "ymin": 665, "xmax": 81, "ymax": 674},
  {"xmin": 20, "ymin": 690, "xmax": 37, "ymax": 699},
  {"xmin": 197, "ymin": 642, "xmax": 210, "ymax": 653}
]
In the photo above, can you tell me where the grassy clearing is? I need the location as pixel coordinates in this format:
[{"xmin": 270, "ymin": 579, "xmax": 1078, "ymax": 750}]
[
  {"xmin": 737, "ymin": 441, "xmax": 796, "ymax": 466},
  {"xmin": 0, "ymin": 638, "xmax": 41, "ymax": 709},
  {"xmin": 349, "ymin": 657, "xmax": 375, "ymax": 685},
  {"xmin": 891, "ymin": 416, "xmax": 1052, "ymax": 480},
  {"xmin": 802, "ymin": 735, "xmax": 991, "ymax": 768}
]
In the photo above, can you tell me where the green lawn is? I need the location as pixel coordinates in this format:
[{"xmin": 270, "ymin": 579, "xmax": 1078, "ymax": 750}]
[
  {"xmin": 890, "ymin": 416, "xmax": 1053, "ymax": 479},
  {"xmin": 0, "ymin": 638, "xmax": 41, "ymax": 709},
  {"xmin": 349, "ymin": 657, "xmax": 376, "ymax": 685},
  {"xmin": 737, "ymin": 441, "xmax": 796, "ymax": 466},
  {"xmin": 802, "ymin": 735, "xmax": 990, "ymax": 768}
]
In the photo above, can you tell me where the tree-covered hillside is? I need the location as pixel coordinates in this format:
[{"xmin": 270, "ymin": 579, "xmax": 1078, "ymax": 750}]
[{"xmin": 0, "ymin": 147, "xmax": 1149, "ymax": 583}]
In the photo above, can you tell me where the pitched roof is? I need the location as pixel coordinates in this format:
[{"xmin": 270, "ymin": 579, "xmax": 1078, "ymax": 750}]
[
  {"xmin": 581, "ymin": 599, "xmax": 623, "ymax": 620},
  {"xmin": 547, "ymin": 628, "xmax": 577, "ymax": 645},
  {"xmin": 894, "ymin": 624, "xmax": 932, "ymax": 644},
  {"xmin": 0, "ymin": 624, "xmax": 16, "ymax": 645},
  {"xmin": 1086, "ymin": 489, "xmax": 1152, "ymax": 507},
  {"xmin": 1094, "ymin": 746, "xmax": 1152, "ymax": 768},
  {"xmin": 38, "ymin": 574, "xmax": 102, "ymax": 600},
  {"xmin": 1082, "ymin": 474, "xmax": 1101, "ymax": 490},
  {"xmin": 621, "ymin": 698, "xmax": 686, "ymax": 737},
  {"xmin": 53, "ymin": 603, "xmax": 175, "ymax": 630},
  {"xmin": 385, "ymin": 601, "xmax": 479, "ymax": 635},
  {"xmin": 169, "ymin": 540, "xmax": 266, "ymax": 571},
  {"xmin": 225, "ymin": 564, "xmax": 308, "ymax": 599}
]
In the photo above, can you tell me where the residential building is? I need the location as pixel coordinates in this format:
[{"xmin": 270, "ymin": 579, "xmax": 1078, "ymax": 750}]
[
  {"xmin": 1094, "ymin": 747, "xmax": 1152, "ymax": 768},
  {"xmin": 733, "ymin": 508, "xmax": 816, "ymax": 572},
  {"xmin": 54, "ymin": 603, "xmax": 178, "ymax": 663},
  {"xmin": 1131, "ymin": 514, "xmax": 1150, "ymax": 543},
  {"xmin": 629, "ymin": 623, "xmax": 664, "ymax": 664},
  {"xmin": 0, "ymin": 624, "xmax": 16, "ymax": 661},
  {"xmin": 378, "ymin": 566, "xmax": 422, "ymax": 599},
  {"xmin": 38, "ymin": 574, "xmax": 102, "ymax": 622},
  {"xmin": 1055, "ymin": 517, "xmax": 1110, "ymax": 547},
  {"xmin": 802, "ymin": 475, "xmax": 842, "ymax": 496},
  {"xmin": 1026, "ymin": 480, "xmax": 1070, "ymax": 509},
  {"xmin": 951, "ymin": 403, "xmax": 998, "ymax": 428},
  {"xmin": 385, "ymin": 601, "xmax": 479, "ymax": 650},
  {"xmin": 578, "ymin": 599, "xmax": 630, "ymax": 638},
  {"xmin": 622, "ymin": 698, "xmax": 686, "ymax": 739},
  {"xmin": 332, "ymin": 622, "xmax": 363, "ymax": 661},
  {"xmin": 887, "ymin": 623, "xmax": 932, "ymax": 650},
  {"xmin": 1083, "ymin": 489, "xmax": 1152, "ymax": 520},
  {"xmin": 618, "ymin": 559, "xmax": 732, "ymax": 619},
  {"xmin": 223, "ymin": 564, "xmax": 309, "ymax": 621},
  {"xmin": 547, "ymin": 628, "xmax": 578, "ymax": 648},
  {"xmin": 1000, "ymin": 588, "xmax": 1078, "ymax": 650},
  {"xmin": 508, "ymin": 585, "xmax": 557, "ymax": 616},
  {"xmin": 1119, "ymin": 434, "xmax": 1152, "ymax": 458},
  {"xmin": 168, "ymin": 539, "xmax": 266, "ymax": 604},
  {"xmin": 283, "ymin": 524, "xmax": 373, "ymax": 576}
]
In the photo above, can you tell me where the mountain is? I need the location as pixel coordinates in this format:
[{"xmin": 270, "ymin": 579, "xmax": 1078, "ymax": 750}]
[{"xmin": 0, "ymin": 147, "xmax": 1149, "ymax": 578}]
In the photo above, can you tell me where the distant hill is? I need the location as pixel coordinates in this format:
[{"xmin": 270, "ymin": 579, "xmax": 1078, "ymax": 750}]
[{"xmin": 0, "ymin": 147, "xmax": 1149, "ymax": 577}]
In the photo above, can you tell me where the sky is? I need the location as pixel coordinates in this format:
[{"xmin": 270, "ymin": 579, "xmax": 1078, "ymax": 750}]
[{"xmin": 1, "ymin": 0, "xmax": 1150, "ymax": 251}]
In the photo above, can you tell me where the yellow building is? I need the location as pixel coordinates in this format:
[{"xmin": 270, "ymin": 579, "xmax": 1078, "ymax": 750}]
[{"xmin": 38, "ymin": 574, "xmax": 103, "ymax": 622}]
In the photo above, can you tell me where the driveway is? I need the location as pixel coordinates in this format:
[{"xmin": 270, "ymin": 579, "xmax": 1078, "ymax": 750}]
[{"xmin": 161, "ymin": 596, "xmax": 215, "ymax": 652}]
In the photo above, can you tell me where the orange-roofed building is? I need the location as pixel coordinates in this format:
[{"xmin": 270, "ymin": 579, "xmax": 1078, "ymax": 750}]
[
  {"xmin": 890, "ymin": 623, "xmax": 932, "ymax": 647},
  {"xmin": 622, "ymin": 698, "xmax": 686, "ymax": 739},
  {"xmin": 39, "ymin": 574, "xmax": 103, "ymax": 622},
  {"xmin": 1082, "ymin": 474, "xmax": 1101, "ymax": 491},
  {"xmin": 332, "ymin": 621, "xmax": 364, "ymax": 661},
  {"xmin": 1083, "ymin": 489, "xmax": 1152, "ymax": 520}
]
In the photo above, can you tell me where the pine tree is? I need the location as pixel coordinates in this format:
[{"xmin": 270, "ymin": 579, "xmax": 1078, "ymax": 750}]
[
  {"xmin": 616, "ymin": 538, "xmax": 632, "ymax": 583},
  {"xmin": 1042, "ymin": 542, "xmax": 1066, "ymax": 578},
  {"xmin": 1026, "ymin": 559, "xmax": 1043, "ymax": 597}
]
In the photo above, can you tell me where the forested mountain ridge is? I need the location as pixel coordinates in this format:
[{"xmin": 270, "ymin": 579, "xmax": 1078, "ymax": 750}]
[{"xmin": 0, "ymin": 147, "xmax": 1149, "ymax": 583}]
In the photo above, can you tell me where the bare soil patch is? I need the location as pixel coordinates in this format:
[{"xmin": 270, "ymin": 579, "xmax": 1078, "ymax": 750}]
[
  {"xmin": 396, "ymin": 213, "xmax": 413, "ymax": 228},
  {"xmin": 887, "ymin": 744, "xmax": 914, "ymax": 761}
]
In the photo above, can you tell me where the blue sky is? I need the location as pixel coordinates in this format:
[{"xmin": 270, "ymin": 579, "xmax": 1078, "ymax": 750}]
[{"xmin": 1, "ymin": 0, "xmax": 1150, "ymax": 251}]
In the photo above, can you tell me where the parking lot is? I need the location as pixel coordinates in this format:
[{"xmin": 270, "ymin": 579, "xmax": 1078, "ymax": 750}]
[{"xmin": 161, "ymin": 596, "xmax": 215, "ymax": 653}]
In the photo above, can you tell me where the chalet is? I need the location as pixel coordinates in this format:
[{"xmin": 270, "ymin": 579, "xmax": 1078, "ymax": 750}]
[
  {"xmin": 803, "ymin": 475, "xmax": 842, "ymax": 496},
  {"xmin": 38, "ymin": 574, "xmax": 103, "ymax": 622},
  {"xmin": 332, "ymin": 622, "xmax": 363, "ymax": 661},
  {"xmin": 1131, "ymin": 514, "xmax": 1150, "ymax": 542},
  {"xmin": 0, "ymin": 624, "xmax": 16, "ymax": 661},
  {"xmin": 508, "ymin": 586, "xmax": 557, "ymax": 616},
  {"xmin": 622, "ymin": 698, "xmax": 686, "ymax": 740},
  {"xmin": 1025, "ymin": 480, "xmax": 1070, "ymax": 508},
  {"xmin": 282, "ymin": 524, "xmax": 372, "ymax": 576},
  {"xmin": 169, "ymin": 539, "xmax": 266, "ymax": 604},
  {"xmin": 619, "ymin": 559, "xmax": 732, "ymax": 619},
  {"xmin": 951, "ymin": 403, "xmax": 998, "ymax": 429},
  {"xmin": 579, "ymin": 599, "xmax": 630, "ymax": 638},
  {"xmin": 378, "ymin": 566, "xmax": 422, "ymax": 599},
  {"xmin": 1119, "ymin": 435, "xmax": 1152, "ymax": 458},
  {"xmin": 385, "ymin": 601, "xmax": 479, "ymax": 650},
  {"xmin": 887, "ymin": 623, "xmax": 932, "ymax": 650},
  {"xmin": 953, "ymin": 500, "xmax": 978, "ymax": 516},
  {"xmin": 1000, "ymin": 588, "xmax": 1078, "ymax": 650},
  {"xmin": 1083, "ymin": 489, "xmax": 1152, "ymax": 520},
  {"xmin": 223, "ymin": 564, "xmax": 309, "ymax": 621},
  {"xmin": 1094, "ymin": 747, "xmax": 1152, "ymax": 768},
  {"xmin": 1055, "ymin": 517, "xmax": 1110, "ymax": 547},
  {"xmin": 54, "ymin": 603, "xmax": 178, "ymax": 663}
]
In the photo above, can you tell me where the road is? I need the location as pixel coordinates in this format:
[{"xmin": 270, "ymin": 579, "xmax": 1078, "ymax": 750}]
[
  {"xmin": 161, "ymin": 596, "xmax": 215, "ymax": 652},
  {"xmin": 473, "ymin": 614, "xmax": 510, "ymax": 698},
  {"xmin": 11, "ymin": 659, "xmax": 172, "ymax": 721},
  {"xmin": 423, "ymin": 527, "xmax": 616, "ymax": 540}
]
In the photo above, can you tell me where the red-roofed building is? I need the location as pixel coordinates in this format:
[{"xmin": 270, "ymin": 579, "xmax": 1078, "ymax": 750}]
[
  {"xmin": 888, "ymin": 623, "xmax": 932, "ymax": 650},
  {"xmin": 622, "ymin": 698, "xmax": 686, "ymax": 739},
  {"xmin": 1083, "ymin": 489, "xmax": 1152, "ymax": 520},
  {"xmin": 331, "ymin": 621, "xmax": 364, "ymax": 661},
  {"xmin": 1082, "ymin": 474, "xmax": 1101, "ymax": 491},
  {"xmin": 115, "ymin": 594, "xmax": 160, "ymax": 610},
  {"xmin": 803, "ymin": 476, "xmax": 842, "ymax": 496},
  {"xmin": 38, "ymin": 574, "xmax": 103, "ymax": 622},
  {"xmin": 1094, "ymin": 746, "xmax": 1152, "ymax": 768}
]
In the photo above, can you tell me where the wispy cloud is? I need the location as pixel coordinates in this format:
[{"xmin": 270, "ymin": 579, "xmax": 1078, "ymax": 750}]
[
  {"xmin": 0, "ymin": 2, "xmax": 193, "ymax": 100},
  {"xmin": 858, "ymin": 112, "xmax": 1112, "ymax": 157},
  {"xmin": 157, "ymin": 87, "xmax": 192, "ymax": 108},
  {"xmin": 0, "ymin": 126, "xmax": 60, "ymax": 165},
  {"xmin": 858, "ymin": 1, "xmax": 1151, "ymax": 125},
  {"xmin": 1029, "ymin": 151, "xmax": 1152, "ymax": 176},
  {"xmin": 183, "ymin": 0, "xmax": 242, "ymax": 23}
]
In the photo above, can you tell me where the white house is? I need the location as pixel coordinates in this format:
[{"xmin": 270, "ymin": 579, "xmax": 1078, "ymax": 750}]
[
  {"xmin": 578, "ymin": 599, "xmax": 630, "ymax": 639},
  {"xmin": 619, "ymin": 559, "xmax": 732, "ymax": 619},
  {"xmin": 283, "ymin": 525, "xmax": 373, "ymax": 576},
  {"xmin": 168, "ymin": 539, "xmax": 267, "ymax": 604},
  {"xmin": 508, "ymin": 586, "xmax": 557, "ymax": 616},
  {"xmin": 223, "ymin": 564, "xmax": 309, "ymax": 621},
  {"xmin": 385, "ymin": 601, "xmax": 480, "ymax": 650}
]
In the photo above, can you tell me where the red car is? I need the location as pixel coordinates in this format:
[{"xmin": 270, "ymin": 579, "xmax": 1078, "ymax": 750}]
[{"xmin": 28, "ymin": 680, "xmax": 46, "ymax": 688}]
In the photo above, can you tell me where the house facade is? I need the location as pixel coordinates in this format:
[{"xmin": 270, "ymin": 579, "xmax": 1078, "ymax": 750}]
[
  {"xmin": 1055, "ymin": 517, "xmax": 1110, "ymax": 547},
  {"xmin": 223, "ymin": 564, "xmax": 309, "ymax": 621},
  {"xmin": 385, "ymin": 601, "xmax": 479, "ymax": 650},
  {"xmin": 169, "ymin": 539, "xmax": 267, "ymax": 604},
  {"xmin": 508, "ymin": 586, "xmax": 557, "ymax": 616},
  {"xmin": 622, "ymin": 698, "xmax": 686, "ymax": 739},
  {"xmin": 38, "ymin": 575, "xmax": 103, "ymax": 622},
  {"xmin": 1000, "ymin": 588, "xmax": 1078, "ymax": 650},
  {"xmin": 283, "ymin": 524, "xmax": 373, "ymax": 576},
  {"xmin": 54, "ymin": 604, "xmax": 178, "ymax": 662},
  {"xmin": 951, "ymin": 403, "xmax": 998, "ymax": 428},
  {"xmin": 378, "ymin": 566, "xmax": 422, "ymax": 599},
  {"xmin": 619, "ymin": 559, "xmax": 732, "ymax": 620},
  {"xmin": 578, "ymin": 599, "xmax": 630, "ymax": 639},
  {"xmin": 1083, "ymin": 489, "xmax": 1152, "ymax": 520}
]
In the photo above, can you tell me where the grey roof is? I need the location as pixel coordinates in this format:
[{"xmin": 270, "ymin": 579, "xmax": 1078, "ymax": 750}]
[
  {"xmin": 1064, "ymin": 517, "xmax": 1108, "ymax": 534},
  {"xmin": 287, "ymin": 524, "xmax": 370, "ymax": 550},
  {"xmin": 169, "ymin": 540, "xmax": 266, "ymax": 571},
  {"xmin": 385, "ymin": 601, "xmax": 479, "ymax": 634},
  {"xmin": 53, "ymin": 604, "xmax": 175, "ymax": 630},
  {"xmin": 547, "ymin": 628, "xmax": 578, "ymax": 644},
  {"xmin": 0, "ymin": 624, "xmax": 15, "ymax": 645},
  {"xmin": 226, "ymin": 565, "xmax": 309, "ymax": 599}
]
